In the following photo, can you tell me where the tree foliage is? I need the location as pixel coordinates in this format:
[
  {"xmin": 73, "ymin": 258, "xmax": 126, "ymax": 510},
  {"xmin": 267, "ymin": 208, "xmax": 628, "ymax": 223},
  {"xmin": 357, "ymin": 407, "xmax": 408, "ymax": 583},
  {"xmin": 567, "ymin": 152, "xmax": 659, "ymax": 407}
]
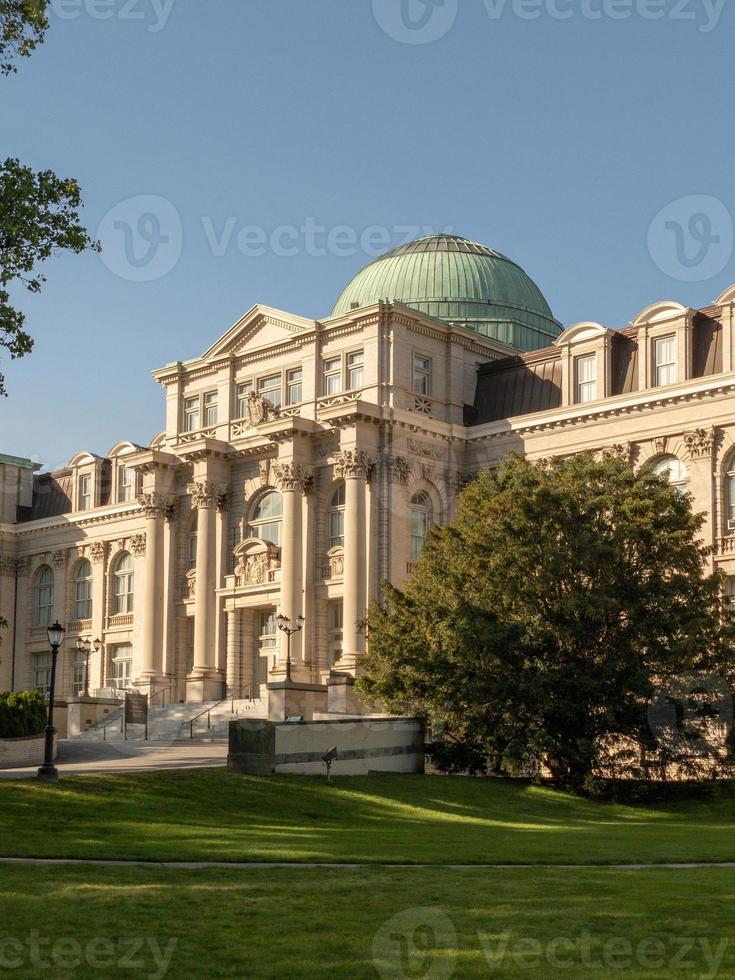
[
  {"xmin": 0, "ymin": 0, "xmax": 48, "ymax": 74},
  {"xmin": 358, "ymin": 452, "xmax": 735, "ymax": 790},
  {"xmin": 0, "ymin": 158, "xmax": 100, "ymax": 394}
]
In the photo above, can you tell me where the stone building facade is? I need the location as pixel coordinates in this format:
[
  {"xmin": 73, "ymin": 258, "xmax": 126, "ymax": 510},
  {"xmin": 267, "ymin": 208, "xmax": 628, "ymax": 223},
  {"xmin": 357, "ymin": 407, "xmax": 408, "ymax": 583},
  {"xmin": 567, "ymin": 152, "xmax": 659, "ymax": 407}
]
[{"xmin": 2, "ymin": 235, "xmax": 735, "ymax": 706}]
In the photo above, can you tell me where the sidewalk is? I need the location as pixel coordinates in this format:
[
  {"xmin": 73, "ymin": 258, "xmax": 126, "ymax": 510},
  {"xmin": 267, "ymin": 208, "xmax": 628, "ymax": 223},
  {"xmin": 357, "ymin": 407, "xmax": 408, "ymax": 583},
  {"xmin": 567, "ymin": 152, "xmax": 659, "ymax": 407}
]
[{"xmin": 0, "ymin": 739, "xmax": 228, "ymax": 779}]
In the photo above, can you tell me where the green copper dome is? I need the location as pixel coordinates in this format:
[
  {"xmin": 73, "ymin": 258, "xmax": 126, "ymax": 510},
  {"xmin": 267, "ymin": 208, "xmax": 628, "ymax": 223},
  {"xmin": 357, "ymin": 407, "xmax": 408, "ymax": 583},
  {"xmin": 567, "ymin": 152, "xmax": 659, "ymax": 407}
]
[{"xmin": 330, "ymin": 235, "xmax": 561, "ymax": 352}]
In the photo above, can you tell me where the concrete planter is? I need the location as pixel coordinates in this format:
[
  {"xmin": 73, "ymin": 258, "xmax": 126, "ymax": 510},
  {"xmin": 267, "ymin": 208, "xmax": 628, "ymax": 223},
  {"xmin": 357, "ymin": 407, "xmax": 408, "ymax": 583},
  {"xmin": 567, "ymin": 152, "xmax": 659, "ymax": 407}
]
[{"xmin": 0, "ymin": 733, "xmax": 55, "ymax": 770}]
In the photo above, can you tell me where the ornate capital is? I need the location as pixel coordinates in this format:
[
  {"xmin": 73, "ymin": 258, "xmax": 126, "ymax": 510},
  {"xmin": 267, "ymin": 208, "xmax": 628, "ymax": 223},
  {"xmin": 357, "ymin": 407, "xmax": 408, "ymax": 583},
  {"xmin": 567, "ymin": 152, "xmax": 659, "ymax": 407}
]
[
  {"xmin": 447, "ymin": 470, "xmax": 466, "ymax": 494},
  {"xmin": 89, "ymin": 541, "xmax": 107, "ymax": 564},
  {"xmin": 684, "ymin": 427, "xmax": 717, "ymax": 460},
  {"xmin": 386, "ymin": 455, "xmax": 411, "ymax": 484},
  {"xmin": 0, "ymin": 556, "xmax": 17, "ymax": 577},
  {"xmin": 334, "ymin": 449, "xmax": 374, "ymax": 480},
  {"xmin": 138, "ymin": 491, "xmax": 173, "ymax": 519},
  {"xmin": 51, "ymin": 549, "xmax": 67, "ymax": 568},
  {"xmin": 129, "ymin": 533, "xmax": 147, "ymax": 557},
  {"xmin": 188, "ymin": 481, "xmax": 227, "ymax": 509},
  {"xmin": 272, "ymin": 462, "xmax": 312, "ymax": 493}
]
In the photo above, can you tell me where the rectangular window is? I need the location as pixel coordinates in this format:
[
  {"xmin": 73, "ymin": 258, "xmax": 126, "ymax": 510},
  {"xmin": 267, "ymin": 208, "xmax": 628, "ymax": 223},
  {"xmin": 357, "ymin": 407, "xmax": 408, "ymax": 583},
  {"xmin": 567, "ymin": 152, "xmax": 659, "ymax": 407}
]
[
  {"xmin": 203, "ymin": 391, "xmax": 218, "ymax": 427},
  {"xmin": 119, "ymin": 465, "xmax": 134, "ymax": 502},
  {"xmin": 323, "ymin": 357, "xmax": 342, "ymax": 395},
  {"xmin": 286, "ymin": 367, "xmax": 303, "ymax": 405},
  {"xmin": 327, "ymin": 600, "xmax": 343, "ymax": 667},
  {"xmin": 258, "ymin": 375, "xmax": 282, "ymax": 411},
  {"xmin": 72, "ymin": 649, "xmax": 87, "ymax": 697},
  {"xmin": 110, "ymin": 647, "xmax": 133, "ymax": 690},
  {"xmin": 33, "ymin": 653, "xmax": 52, "ymax": 697},
  {"xmin": 347, "ymin": 350, "xmax": 364, "ymax": 390},
  {"xmin": 654, "ymin": 335, "xmax": 676, "ymax": 387},
  {"xmin": 413, "ymin": 354, "xmax": 432, "ymax": 396},
  {"xmin": 75, "ymin": 578, "xmax": 92, "ymax": 621},
  {"xmin": 236, "ymin": 381, "xmax": 253, "ymax": 418},
  {"xmin": 575, "ymin": 353, "xmax": 597, "ymax": 403},
  {"xmin": 78, "ymin": 473, "xmax": 92, "ymax": 511},
  {"xmin": 184, "ymin": 396, "xmax": 200, "ymax": 432}
]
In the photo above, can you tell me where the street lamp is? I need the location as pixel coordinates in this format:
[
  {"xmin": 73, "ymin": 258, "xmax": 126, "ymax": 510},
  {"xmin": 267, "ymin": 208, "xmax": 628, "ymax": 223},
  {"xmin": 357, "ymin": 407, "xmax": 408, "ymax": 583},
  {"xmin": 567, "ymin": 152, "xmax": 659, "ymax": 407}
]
[
  {"xmin": 75, "ymin": 637, "xmax": 96, "ymax": 698},
  {"xmin": 37, "ymin": 621, "xmax": 65, "ymax": 781},
  {"xmin": 276, "ymin": 613, "xmax": 304, "ymax": 682}
]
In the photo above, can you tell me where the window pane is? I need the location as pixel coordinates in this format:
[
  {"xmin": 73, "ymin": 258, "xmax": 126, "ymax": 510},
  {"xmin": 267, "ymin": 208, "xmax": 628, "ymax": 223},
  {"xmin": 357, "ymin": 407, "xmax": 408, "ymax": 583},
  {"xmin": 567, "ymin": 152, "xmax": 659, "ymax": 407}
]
[
  {"xmin": 347, "ymin": 350, "xmax": 364, "ymax": 389},
  {"xmin": 259, "ymin": 376, "xmax": 282, "ymax": 410},
  {"xmin": 576, "ymin": 354, "xmax": 597, "ymax": 403},
  {"xmin": 203, "ymin": 391, "xmax": 218, "ymax": 427},
  {"xmin": 413, "ymin": 354, "xmax": 432, "ymax": 396},
  {"xmin": 184, "ymin": 397, "xmax": 200, "ymax": 431},
  {"xmin": 287, "ymin": 368, "xmax": 302, "ymax": 405},
  {"xmin": 236, "ymin": 381, "xmax": 253, "ymax": 417},
  {"xmin": 323, "ymin": 357, "xmax": 342, "ymax": 395}
]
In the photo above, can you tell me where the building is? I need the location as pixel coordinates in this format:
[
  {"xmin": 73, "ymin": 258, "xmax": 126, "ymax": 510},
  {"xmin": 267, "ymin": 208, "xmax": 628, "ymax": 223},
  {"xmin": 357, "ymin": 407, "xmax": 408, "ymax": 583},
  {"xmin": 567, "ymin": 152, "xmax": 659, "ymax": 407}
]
[{"xmin": 1, "ymin": 234, "xmax": 735, "ymax": 709}]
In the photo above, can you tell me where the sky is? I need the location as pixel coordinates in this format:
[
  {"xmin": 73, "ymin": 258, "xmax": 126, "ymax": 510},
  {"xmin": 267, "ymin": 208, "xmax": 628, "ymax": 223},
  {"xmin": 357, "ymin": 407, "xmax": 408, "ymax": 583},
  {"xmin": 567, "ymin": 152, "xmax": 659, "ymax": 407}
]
[{"xmin": 2, "ymin": 0, "xmax": 734, "ymax": 470}]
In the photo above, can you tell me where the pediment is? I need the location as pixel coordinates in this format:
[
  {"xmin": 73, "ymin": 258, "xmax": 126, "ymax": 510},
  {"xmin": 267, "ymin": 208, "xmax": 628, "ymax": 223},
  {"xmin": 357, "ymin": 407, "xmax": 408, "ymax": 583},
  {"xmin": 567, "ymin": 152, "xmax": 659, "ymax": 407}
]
[{"xmin": 202, "ymin": 305, "xmax": 317, "ymax": 360}]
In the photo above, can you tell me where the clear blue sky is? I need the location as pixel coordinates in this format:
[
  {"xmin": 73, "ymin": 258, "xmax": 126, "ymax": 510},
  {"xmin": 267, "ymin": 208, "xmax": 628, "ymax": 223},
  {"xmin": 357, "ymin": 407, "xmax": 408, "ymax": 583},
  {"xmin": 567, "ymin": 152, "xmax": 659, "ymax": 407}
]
[{"xmin": 2, "ymin": 0, "xmax": 734, "ymax": 469}]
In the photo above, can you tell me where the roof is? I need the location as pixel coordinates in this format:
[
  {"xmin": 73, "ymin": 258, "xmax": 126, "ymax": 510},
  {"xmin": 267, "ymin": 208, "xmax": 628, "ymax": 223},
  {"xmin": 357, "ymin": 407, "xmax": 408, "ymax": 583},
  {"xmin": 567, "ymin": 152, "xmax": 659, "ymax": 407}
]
[{"xmin": 330, "ymin": 234, "xmax": 562, "ymax": 352}]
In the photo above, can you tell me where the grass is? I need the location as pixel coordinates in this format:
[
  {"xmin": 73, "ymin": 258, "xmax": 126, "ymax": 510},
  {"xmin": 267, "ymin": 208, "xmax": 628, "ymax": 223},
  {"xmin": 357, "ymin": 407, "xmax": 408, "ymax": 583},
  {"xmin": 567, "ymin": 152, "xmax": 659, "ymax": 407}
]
[
  {"xmin": 0, "ymin": 769, "xmax": 735, "ymax": 865},
  {"xmin": 1, "ymin": 864, "xmax": 735, "ymax": 978}
]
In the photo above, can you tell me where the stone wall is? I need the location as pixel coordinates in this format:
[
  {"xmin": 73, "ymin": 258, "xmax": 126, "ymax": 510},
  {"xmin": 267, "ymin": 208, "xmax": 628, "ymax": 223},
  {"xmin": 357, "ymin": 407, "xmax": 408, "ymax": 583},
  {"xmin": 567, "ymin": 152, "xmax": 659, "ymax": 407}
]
[{"xmin": 227, "ymin": 716, "xmax": 424, "ymax": 776}]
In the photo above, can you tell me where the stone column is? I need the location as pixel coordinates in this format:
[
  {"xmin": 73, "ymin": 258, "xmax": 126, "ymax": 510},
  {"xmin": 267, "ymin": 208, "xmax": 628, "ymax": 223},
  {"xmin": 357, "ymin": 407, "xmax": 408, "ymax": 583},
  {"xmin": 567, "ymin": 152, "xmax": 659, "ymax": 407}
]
[
  {"xmin": 273, "ymin": 462, "xmax": 310, "ymax": 675},
  {"xmin": 136, "ymin": 493, "xmax": 170, "ymax": 689},
  {"xmin": 187, "ymin": 480, "xmax": 226, "ymax": 701},
  {"xmin": 225, "ymin": 607, "xmax": 241, "ymax": 693},
  {"xmin": 335, "ymin": 450, "xmax": 373, "ymax": 671}
]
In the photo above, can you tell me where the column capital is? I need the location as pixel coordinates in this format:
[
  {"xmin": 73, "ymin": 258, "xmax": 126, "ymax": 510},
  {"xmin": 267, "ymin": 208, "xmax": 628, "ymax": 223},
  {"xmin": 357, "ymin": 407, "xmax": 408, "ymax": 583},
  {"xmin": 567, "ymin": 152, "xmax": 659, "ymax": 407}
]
[
  {"xmin": 273, "ymin": 462, "xmax": 313, "ymax": 493},
  {"xmin": 138, "ymin": 491, "xmax": 174, "ymax": 519},
  {"xmin": 187, "ymin": 481, "xmax": 228, "ymax": 509},
  {"xmin": 334, "ymin": 449, "xmax": 374, "ymax": 480}
]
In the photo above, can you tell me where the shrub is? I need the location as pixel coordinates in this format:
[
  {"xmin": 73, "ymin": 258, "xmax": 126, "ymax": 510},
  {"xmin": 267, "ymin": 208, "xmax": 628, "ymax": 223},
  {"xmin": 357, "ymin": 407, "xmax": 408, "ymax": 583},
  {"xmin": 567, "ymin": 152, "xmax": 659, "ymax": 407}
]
[{"xmin": 0, "ymin": 691, "xmax": 47, "ymax": 739}]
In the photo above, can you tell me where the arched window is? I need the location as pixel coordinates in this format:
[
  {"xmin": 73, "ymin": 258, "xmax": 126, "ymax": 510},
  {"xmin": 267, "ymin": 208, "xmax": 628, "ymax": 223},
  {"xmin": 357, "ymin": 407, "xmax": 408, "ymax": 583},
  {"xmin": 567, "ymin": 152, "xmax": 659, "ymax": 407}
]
[
  {"xmin": 410, "ymin": 492, "xmax": 433, "ymax": 561},
  {"xmin": 327, "ymin": 483, "xmax": 345, "ymax": 549},
  {"xmin": 725, "ymin": 454, "xmax": 735, "ymax": 531},
  {"xmin": 74, "ymin": 559, "xmax": 92, "ymax": 620},
  {"xmin": 249, "ymin": 491, "xmax": 283, "ymax": 546},
  {"xmin": 187, "ymin": 526, "xmax": 198, "ymax": 571},
  {"xmin": 34, "ymin": 565, "xmax": 54, "ymax": 626},
  {"xmin": 113, "ymin": 553, "xmax": 134, "ymax": 614},
  {"xmin": 650, "ymin": 455, "xmax": 688, "ymax": 494}
]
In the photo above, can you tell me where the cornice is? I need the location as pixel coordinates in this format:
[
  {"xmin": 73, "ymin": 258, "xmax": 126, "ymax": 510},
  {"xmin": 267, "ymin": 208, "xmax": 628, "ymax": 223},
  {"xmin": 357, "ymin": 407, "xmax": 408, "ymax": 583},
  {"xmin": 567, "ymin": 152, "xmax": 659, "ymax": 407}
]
[{"xmin": 5, "ymin": 503, "xmax": 145, "ymax": 538}]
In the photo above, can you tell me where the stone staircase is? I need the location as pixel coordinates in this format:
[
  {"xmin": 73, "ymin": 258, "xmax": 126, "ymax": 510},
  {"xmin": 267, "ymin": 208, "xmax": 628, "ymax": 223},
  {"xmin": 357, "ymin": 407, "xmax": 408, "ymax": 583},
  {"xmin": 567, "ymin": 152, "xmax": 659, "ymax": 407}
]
[{"xmin": 72, "ymin": 696, "xmax": 267, "ymax": 744}]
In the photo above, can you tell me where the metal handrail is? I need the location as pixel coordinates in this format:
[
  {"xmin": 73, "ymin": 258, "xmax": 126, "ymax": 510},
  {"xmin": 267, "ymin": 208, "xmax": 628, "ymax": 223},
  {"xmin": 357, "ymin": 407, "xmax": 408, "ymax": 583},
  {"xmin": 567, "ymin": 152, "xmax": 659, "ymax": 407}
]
[
  {"xmin": 186, "ymin": 686, "xmax": 253, "ymax": 739},
  {"xmin": 101, "ymin": 711, "xmax": 125, "ymax": 742},
  {"xmin": 148, "ymin": 686, "xmax": 173, "ymax": 707}
]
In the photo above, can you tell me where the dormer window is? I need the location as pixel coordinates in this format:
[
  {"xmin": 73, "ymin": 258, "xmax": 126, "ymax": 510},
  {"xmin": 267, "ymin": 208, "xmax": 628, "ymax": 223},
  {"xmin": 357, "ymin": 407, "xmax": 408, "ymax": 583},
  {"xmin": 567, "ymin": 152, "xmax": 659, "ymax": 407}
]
[
  {"xmin": 575, "ymin": 353, "xmax": 597, "ymax": 404},
  {"xmin": 654, "ymin": 335, "xmax": 676, "ymax": 387},
  {"xmin": 119, "ymin": 465, "xmax": 135, "ymax": 502},
  {"xmin": 78, "ymin": 473, "xmax": 92, "ymax": 511}
]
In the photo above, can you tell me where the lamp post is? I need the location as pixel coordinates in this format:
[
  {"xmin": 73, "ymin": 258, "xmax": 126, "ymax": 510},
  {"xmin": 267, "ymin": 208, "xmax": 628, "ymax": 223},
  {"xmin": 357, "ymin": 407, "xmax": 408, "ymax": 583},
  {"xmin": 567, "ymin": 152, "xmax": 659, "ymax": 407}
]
[
  {"xmin": 275, "ymin": 613, "xmax": 304, "ymax": 682},
  {"xmin": 37, "ymin": 621, "xmax": 65, "ymax": 781},
  {"xmin": 74, "ymin": 637, "xmax": 100, "ymax": 698}
]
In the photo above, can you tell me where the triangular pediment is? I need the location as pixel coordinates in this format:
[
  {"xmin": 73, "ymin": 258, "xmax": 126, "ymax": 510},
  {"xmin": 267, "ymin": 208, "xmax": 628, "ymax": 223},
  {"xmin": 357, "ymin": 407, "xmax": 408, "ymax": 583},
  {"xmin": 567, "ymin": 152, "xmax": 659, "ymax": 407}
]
[{"xmin": 202, "ymin": 305, "xmax": 317, "ymax": 360}]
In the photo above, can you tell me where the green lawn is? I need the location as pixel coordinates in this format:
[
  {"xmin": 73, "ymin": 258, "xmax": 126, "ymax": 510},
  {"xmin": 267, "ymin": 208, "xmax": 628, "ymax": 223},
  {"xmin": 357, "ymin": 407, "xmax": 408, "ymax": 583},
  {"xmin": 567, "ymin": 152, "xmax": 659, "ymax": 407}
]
[
  {"xmin": 0, "ymin": 769, "xmax": 734, "ymax": 865},
  {"xmin": 1, "ymin": 864, "xmax": 734, "ymax": 978}
]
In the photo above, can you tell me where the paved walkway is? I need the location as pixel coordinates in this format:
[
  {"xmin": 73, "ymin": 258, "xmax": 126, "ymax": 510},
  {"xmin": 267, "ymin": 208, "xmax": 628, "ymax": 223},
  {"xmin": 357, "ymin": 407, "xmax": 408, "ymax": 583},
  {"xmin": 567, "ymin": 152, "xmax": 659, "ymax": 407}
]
[
  {"xmin": 0, "ymin": 738, "xmax": 227, "ymax": 780},
  {"xmin": 0, "ymin": 856, "xmax": 733, "ymax": 870}
]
